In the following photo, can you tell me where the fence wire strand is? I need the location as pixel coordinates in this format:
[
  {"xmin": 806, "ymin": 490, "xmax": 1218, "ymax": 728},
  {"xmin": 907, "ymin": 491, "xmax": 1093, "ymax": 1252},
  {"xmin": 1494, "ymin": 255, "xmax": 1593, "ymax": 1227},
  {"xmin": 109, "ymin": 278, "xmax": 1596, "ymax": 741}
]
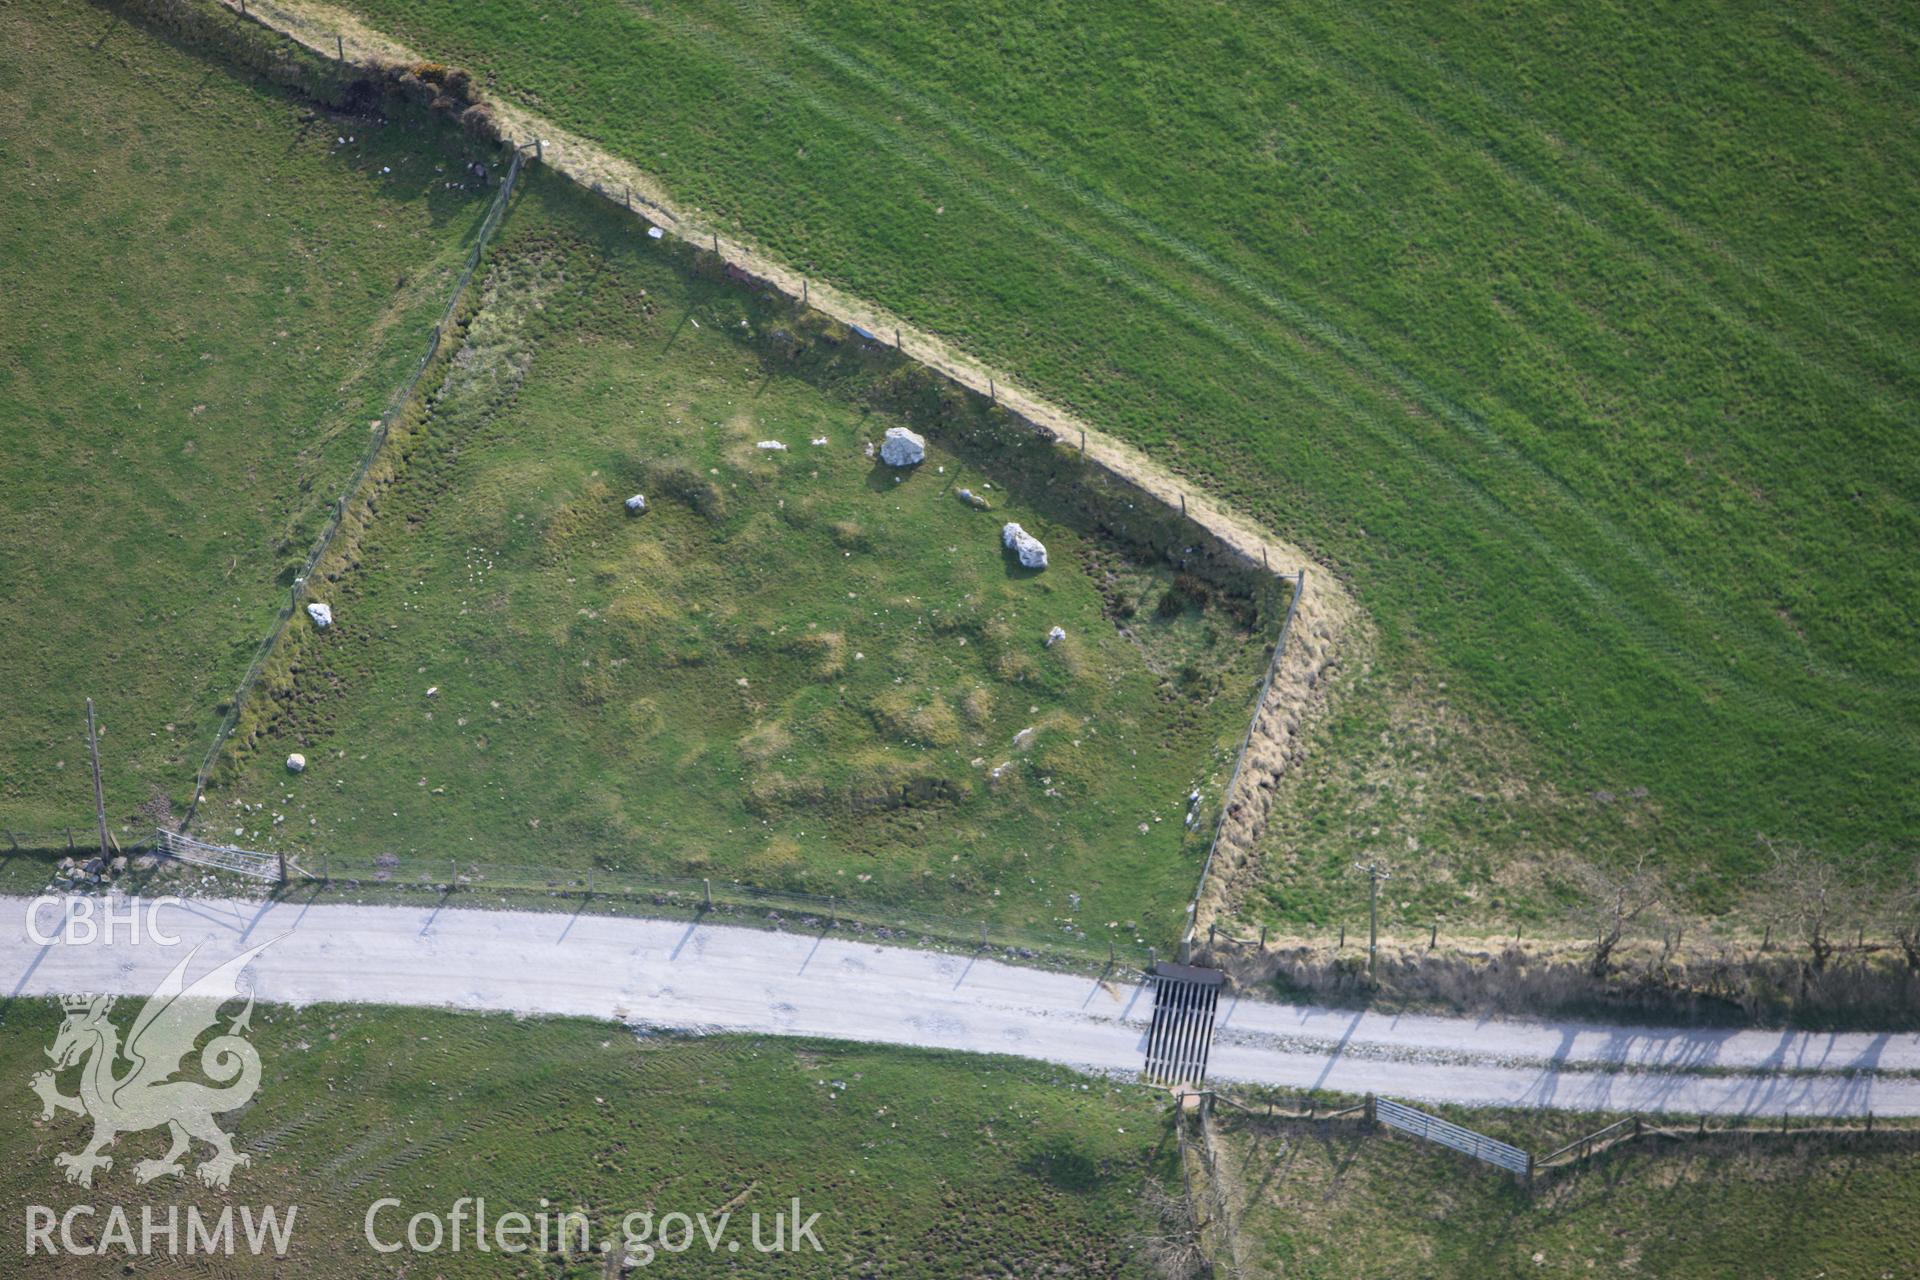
[{"xmin": 177, "ymin": 149, "xmax": 524, "ymax": 833}]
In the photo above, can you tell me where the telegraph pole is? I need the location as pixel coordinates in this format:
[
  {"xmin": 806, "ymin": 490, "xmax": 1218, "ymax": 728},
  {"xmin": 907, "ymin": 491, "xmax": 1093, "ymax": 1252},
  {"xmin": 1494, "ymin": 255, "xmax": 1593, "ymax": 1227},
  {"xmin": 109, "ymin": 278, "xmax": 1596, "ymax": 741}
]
[
  {"xmin": 86, "ymin": 698, "xmax": 109, "ymax": 864},
  {"xmin": 1353, "ymin": 860, "xmax": 1391, "ymax": 977}
]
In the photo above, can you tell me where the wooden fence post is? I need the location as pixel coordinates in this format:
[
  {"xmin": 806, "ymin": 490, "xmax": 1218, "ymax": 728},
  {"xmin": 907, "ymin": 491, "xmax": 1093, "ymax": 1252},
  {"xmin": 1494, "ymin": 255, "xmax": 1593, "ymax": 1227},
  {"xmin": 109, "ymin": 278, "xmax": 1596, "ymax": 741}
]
[
  {"xmin": 1258, "ymin": 924, "xmax": 1268, "ymax": 950},
  {"xmin": 335, "ymin": 33, "xmax": 344, "ymax": 60},
  {"xmin": 703, "ymin": 877, "xmax": 712, "ymax": 910}
]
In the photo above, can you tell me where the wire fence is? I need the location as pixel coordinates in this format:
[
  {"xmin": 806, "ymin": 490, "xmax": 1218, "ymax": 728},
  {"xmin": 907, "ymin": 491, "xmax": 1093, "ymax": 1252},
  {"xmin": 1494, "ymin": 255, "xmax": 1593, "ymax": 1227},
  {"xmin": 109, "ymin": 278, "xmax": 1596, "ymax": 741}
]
[
  {"xmin": 14, "ymin": 832, "xmax": 1150, "ymax": 975},
  {"xmin": 0, "ymin": 828, "xmax": 140, "ymax": 859},
  {"xmin": 177, "ymin": 147, "xmax": 525, "ymax": 835}
]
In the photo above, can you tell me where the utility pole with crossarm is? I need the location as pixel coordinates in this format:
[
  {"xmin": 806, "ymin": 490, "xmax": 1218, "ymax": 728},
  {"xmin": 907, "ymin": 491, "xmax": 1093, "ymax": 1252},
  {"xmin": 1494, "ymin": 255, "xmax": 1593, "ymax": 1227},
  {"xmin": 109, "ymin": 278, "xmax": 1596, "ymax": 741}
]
[{"xmin": 1354, "ymin": 860, "xmax": 1392, "ymax": 978}]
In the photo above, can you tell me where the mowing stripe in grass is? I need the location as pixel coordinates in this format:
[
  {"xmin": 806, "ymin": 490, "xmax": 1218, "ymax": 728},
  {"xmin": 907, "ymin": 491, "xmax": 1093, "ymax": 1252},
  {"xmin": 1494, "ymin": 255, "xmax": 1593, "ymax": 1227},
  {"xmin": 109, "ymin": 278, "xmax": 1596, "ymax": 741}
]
[{"xmin": 655, "ymin": 0, "xmax": 1920, "ymax": 717}]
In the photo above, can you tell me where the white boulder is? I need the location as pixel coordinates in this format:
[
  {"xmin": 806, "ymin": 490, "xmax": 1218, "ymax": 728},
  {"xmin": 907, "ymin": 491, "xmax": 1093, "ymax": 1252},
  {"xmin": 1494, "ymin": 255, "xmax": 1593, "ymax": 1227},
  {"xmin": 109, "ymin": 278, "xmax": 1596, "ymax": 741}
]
[
  {"xmin": 1001, "ymin": 522, "xmax": 1048, "ymax": 569},
  {"xmin": 306, "ymin": 602, "xmax": 333, "ymax": 630},
  {"xmin": 286, "ymin": 753, "xmax": 306, "ymax": 774},
  {"xmin": 756, "ymin": 440, "xmax": 787, "ymax": 451},
  {"xmin": 625, "ymin": 493, "xmax": 648, "ymax": 514},
  {"xmin": 879, "ymin": 427, "xmax": 926, "ymax": 467},
  {"xmin": 1045, "ymin": 626, "xmax": 1066, "ymax": 647}
]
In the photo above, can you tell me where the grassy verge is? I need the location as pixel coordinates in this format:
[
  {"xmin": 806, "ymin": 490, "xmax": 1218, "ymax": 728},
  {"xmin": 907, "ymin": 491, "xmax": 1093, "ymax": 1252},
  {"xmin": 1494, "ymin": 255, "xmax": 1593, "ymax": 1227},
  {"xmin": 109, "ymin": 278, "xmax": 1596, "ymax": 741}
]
[
  {"xmin": 325, "ymin": 0, "xmax": 1920, "ymax": 907},
  {"xmin": 204, "ymin": 165, "xmax": 1276, "ymax": 940},
  {"xmin": 0, "ymin": 0, "xmax": 496, "ymax": 830},
  {"xmin": 0, "ymin": 998, "xmax": 1173, "ymax": 1275},
  {"xmin": 1207, "ymin": 1099, "xmax": 1920, "ymax": 1278}
]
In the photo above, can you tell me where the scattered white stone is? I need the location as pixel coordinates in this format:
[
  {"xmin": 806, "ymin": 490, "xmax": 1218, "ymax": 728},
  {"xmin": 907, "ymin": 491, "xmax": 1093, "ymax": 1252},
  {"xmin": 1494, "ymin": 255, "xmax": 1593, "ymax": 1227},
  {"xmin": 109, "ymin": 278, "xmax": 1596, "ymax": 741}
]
[
  {"xmin": 1001, "ymin": 522, "xmax": 1048, "ymax": 569},
  {"xmin": 1012, "ymin": 726, "xmax": 1036, "ymax": 750},
  {"xmin": 810, "ymin": 436, "xmax": 828, "ymax": 446},
  {"xmin": 1045, "ymin": 626, "xmax": 1066, "ymax": 647},
  {"xmin": 878, "ymin": 426, "xmax": 925, "ymax": 467},
  {"xmin": 426, "ymin": 686, "xmax": 439, "ymax": 697},
  {"xmin": 625, "ymin": 493, "xmax": 648, "ymax": 514},
  {"xmin": 647, "ymin": 225, "xmax": 664, "ymax": 240},
  {"xmin": 956, "ymin": 487, "xmax": 990, "ymax": 510},
  {"xmin": 863, "ymin": 441, "xmax": 876, "ymax": 459},
  {"xmin": 286, "ymin": 753, "xmax": 306, "ymax": 774},
  {"xmin": 756, "ymin": 440, "xmax": 787, "ymax": 451},
  {"xmin": 306, "ymin": 602, "xmax": 333, "ymax": 630}
]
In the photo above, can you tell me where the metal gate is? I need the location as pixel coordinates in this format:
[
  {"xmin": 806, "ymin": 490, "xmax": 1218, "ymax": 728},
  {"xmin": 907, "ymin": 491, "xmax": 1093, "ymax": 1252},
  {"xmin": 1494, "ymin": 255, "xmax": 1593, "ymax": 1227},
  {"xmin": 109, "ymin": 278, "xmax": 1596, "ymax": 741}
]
[
  {"xmin": 1374, "ymin": 1097, "xmax": 1532, "ymax": 1177},
  {"xmin": 154, "ymin": 829, "xmax": 284, "ymax": 882},
  {"xmin": 1142, "ymin": 962, "xmax": 1225, "ymax": 1085}
]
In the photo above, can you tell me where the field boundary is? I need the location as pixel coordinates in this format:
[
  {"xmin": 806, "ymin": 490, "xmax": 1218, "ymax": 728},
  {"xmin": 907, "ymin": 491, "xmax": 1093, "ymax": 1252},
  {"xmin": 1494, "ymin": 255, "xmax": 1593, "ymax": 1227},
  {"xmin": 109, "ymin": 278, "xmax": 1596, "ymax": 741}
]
[
  {"xmin": 1194, "ymin": 1088, "xmax": 1919, "ymax": 1189},
  {"xmin": 1181, "ymin": 569, "xmax": 1305, "ymax": 958},
  {"xmin": 175, "ymin": 146, "xmax": 524, "ymax": 832}
]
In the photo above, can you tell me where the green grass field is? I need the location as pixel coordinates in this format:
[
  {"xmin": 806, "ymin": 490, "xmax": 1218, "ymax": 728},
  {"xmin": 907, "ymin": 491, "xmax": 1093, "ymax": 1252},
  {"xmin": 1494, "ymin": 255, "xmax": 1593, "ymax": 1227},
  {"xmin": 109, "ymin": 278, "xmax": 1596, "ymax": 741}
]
[
  {"xmin": 1209, "ymin": 1103, "xmax": 1920, "ymax": 1279},
  {"xmin": 0, "ymin": 0, "xmax": 496, "ymax": 832},
  {"xmin": 330, "ymin": 0, "xmax": 1920, "ymax": 909},
  {"xmin": 208, "ymin": 168, "xmax": 1274, "ymax": 938},
  {"xmin": 0, "ymin": 999, "xmax": 1171, "ymax": 1276}
]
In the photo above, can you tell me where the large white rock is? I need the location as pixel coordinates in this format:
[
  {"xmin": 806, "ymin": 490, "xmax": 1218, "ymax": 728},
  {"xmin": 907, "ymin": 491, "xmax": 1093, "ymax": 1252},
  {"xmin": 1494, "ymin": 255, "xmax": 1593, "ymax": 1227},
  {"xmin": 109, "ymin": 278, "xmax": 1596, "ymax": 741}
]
[
  {"xmin": 879, "ymin": 427, "xmax": 926, "ymax": 467},
  {"xmin": 1001, "ymin": 522, "xmax": 1048, "ymax": 569},
  {"xmin": 625, "ymin": 493, "xmax": 648, "ymax": 514},
  {"xmin": 306, "ymin": 602, "xmax": 333, "ymax": 630},
  {"xmin": 286, "ymin": 753, "xmax": 306, "ymax": 774},
  {"xmin": 1045, "ymin": 626, "xmax": 1066, "ymax": 647}
]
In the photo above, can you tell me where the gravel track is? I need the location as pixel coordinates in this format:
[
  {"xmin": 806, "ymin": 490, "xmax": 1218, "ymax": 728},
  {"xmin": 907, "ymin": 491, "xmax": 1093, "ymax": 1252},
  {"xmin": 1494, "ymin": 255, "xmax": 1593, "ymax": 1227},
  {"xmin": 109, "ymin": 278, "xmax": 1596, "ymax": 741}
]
[{"xmin": 8, "ymin": 896, "xmax": 1919, "ymax": 1117}]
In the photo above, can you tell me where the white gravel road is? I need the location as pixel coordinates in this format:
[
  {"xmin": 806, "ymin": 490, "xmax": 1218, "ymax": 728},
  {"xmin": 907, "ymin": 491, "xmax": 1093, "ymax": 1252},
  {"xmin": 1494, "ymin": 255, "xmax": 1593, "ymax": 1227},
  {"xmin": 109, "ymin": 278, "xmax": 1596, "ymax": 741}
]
[{"xmin": 8, "ymin": 895, "xmax": 1918, "ymax": 1116}]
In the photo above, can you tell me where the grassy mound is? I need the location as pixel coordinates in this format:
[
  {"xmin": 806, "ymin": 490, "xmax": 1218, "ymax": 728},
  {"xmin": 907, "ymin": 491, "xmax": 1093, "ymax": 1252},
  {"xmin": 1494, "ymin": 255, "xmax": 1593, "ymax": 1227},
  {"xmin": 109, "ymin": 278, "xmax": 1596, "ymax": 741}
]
[{"xmin": 210, "ymin": 170, "xmax": 1275, "ymax": 938}]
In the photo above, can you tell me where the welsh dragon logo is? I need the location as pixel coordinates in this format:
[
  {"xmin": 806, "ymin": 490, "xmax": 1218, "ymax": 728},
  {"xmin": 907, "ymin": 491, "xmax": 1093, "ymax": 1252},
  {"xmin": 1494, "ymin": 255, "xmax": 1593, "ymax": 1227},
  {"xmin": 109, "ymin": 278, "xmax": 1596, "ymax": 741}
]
[{"xmin": 30, "ymin": 938, "xmax": 278, "ymax": 1189}]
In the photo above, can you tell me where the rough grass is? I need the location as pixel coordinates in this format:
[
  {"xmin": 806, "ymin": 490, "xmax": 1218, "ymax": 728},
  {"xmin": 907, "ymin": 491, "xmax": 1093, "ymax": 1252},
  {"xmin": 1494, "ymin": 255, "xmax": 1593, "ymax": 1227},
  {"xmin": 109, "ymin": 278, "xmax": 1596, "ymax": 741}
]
[
  {"xmin": 207, "ymin": 168, "xmax": 1274, "ymax": 940},
  {"xmin": 1209, "ymin": 1103, "xmax": 1920, "ymax": 1279},
  {"xmin": 0, "ymin": 0, "xmax": 496, "ymax": 831},
  {"xmin": 0, "ymin": 998, "xmax": 1172, "ymax": 1276},
  {"xmin": 330, "ymin": 0, "xmax": 1920, "ymax": 899}
]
